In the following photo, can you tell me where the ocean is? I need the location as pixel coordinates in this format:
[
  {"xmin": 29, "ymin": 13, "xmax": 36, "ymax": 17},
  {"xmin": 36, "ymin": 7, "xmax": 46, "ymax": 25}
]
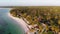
[{"xmin": 0, "ymin": 8, "xmax": 25, "ymax": 34}]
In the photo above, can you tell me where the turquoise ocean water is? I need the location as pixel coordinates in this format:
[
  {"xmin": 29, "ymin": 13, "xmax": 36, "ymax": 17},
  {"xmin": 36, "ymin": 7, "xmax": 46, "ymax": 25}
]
[{"xmin": 0, "ymin": 8, "xmax": 25, "ymax": 34}]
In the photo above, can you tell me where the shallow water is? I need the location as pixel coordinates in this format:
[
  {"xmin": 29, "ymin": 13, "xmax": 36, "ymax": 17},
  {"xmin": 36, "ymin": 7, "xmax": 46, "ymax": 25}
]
[{"xmin": 0, "ymin": 8, "xmax": 25, "ymax": 34}]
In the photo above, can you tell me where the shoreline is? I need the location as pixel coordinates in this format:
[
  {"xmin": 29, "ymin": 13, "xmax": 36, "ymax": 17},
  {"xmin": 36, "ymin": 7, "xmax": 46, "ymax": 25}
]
[{"xmin": 8, "ymin": 13, "xmax": 29, "ymax": 33}]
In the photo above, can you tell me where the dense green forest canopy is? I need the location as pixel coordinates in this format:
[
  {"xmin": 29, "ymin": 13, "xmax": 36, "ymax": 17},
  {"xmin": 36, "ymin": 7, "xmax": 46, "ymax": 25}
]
[
  {"xmin": 10, "ymin": 6, "xmax": 60, "ymax": 34},
  {"xmin": 10, "ymin": 6, "xmax": 60, "ymax": 18}
]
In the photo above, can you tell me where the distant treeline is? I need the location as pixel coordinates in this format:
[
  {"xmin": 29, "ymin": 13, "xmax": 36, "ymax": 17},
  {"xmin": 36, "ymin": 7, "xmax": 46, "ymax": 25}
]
[{"xmin": 10, "ymin": 7, "xmax": 60, "ymax": 18}]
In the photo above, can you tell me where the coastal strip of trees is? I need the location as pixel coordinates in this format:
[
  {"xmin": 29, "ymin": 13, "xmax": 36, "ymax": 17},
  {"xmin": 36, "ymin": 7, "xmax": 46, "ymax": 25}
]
[{"xmin": 10, "ymin": 7, "xmax": 60, "ymax": 34}]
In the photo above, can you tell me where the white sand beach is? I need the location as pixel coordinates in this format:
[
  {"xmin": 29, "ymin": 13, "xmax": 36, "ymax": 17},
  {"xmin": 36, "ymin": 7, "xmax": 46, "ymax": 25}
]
[{"xmin": 8, "ymin": 13, "xmax": 29, "ymax": 33}]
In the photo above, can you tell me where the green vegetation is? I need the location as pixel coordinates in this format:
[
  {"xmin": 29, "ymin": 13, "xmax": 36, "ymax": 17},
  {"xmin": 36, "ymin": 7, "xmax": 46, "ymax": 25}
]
[{"xmin": 10, "ymin": 6, "xmax": 60, "ymax": 34}]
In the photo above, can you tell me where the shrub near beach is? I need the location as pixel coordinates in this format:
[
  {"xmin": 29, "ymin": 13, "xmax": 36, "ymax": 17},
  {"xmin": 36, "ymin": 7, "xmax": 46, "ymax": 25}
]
[{"xmin": 10, "ymin": 7, "xmax": 60, "ymax": 34}]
